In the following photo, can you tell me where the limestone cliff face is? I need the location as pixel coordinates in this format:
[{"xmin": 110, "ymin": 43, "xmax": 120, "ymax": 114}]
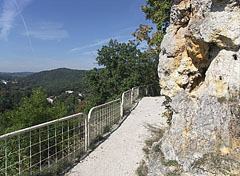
[
  {"xmin": 158, "ymin": 0, "xmax": 240, "ymax": 98},
  {"xmin": 147, "ymin": 0, "xmax": 240, "ymax": 175}
]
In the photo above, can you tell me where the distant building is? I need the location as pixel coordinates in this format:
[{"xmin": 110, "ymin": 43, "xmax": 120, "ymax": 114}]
[
  {"xmin": 1, "ymin": 80, "xmax": 7, "ymax": 84},
  {"xmin": 47, "ymin": 98, "xmax": 54, "ymax": 104},
  {"xmin": 65, "ymin": 90, "xmax": 74, "ymax": 94}
]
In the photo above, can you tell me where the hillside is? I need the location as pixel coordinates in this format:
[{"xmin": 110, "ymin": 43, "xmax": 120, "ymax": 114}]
[
  {"xmin": 0, "ymin": 68, "xmax": 87, "ymax": 113},
  {"xmin": 23, "ymin": 68, "xmax": 86, "ymax": 95},
  {"xmin": 0, "ymin": 72, "xmax": 34, "ymax": 79}
]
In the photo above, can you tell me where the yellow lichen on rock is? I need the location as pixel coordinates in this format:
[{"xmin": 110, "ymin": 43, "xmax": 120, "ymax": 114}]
[
  {"xmin": 220, "ymin": 146, "xmax": 231, "ymax": 155},
  {"xmin": 212, "ymin": 79, "xmax": 228, "ymax": 97},
  {"xmin": 183, "ymin": 128, "xmax": 190, "ymax": 136},
  {"xmin": 186, "ymin": 38, "xmax": 209, "ymax": 63}
]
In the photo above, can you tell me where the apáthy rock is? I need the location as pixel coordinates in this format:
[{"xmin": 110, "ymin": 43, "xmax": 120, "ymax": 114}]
[{"xmin": 148, "ymin": 0, "xmax": 240, "ymax": 175}]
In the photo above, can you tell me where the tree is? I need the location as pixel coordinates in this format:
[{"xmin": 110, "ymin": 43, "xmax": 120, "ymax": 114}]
[
  {"xmin": 132, "ymin": 0, "xmax": 172, "ymax": 53},
  {"xmin": 85, "ymin": 39, "xmax": 159, "ymax": 112},
  {"xmin": 1, "ymin": 88, "xmax": 67, "ymax": 133}
]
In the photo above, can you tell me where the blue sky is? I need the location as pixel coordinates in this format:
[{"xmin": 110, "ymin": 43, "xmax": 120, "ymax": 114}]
[{"xmin": 0, "ymin": 0, "xmax": 153, "ymax": 72}]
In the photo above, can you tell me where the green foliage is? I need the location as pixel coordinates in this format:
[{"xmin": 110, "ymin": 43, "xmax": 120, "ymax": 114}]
[
  {"xmin": 137, "ymin": 160, "xmax": 148, "ymax": 176},
  {"xmin": 164, "ymin": 160, "xmax": 179, "ymax": 167},
  {"xmin": 0, "ymin": 68, "xmax": 86, "ymax": 114},
  {"xmin": 55, "ymin": 91, "xmax": 83, "ymax": 115},
  {"xmin": 132, "ymin": 0, "xmax": 172, "ymax": 53},
  {"xmin": 103, "ymin": 125, "xmax": 111, "ymax": 133},
  {"xmin": 23, "ymin": 68, "xmax": 86, "ymax": 95},
  {"xmin": 142, "ymin": 0, "xmax": 172, "ymax": 32},
  {"xmin": 0, "ymin": 88, "xmax": 67, "ymax": 134},
  {"xmin": 0, "ymin": 72, "xmax": 34, "ymax": 78},
  {"xmin": 0, "ymin": 81, "xmax": 30, "ymax": 113},
  {"xmin": 32, "ymin": 158, "xmax": 73, "ymax": 176},
  {"xmin": 85, "ymin": 39, "xmax": 159, "ymax": 112},
  {"xmin": 143, "ymin": 125, "xmax": 164, "ymax": 155}
]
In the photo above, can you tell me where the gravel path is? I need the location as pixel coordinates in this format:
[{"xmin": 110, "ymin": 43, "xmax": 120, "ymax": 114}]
[{"xmin": 66, "ymin": 97, "xmax": 167, "ymax": 176}]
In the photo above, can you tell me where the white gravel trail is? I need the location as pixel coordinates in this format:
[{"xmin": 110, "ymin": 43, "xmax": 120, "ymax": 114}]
[{"xmin": 66, "ymin": 97, "xmax": 167, "ymax": 176}]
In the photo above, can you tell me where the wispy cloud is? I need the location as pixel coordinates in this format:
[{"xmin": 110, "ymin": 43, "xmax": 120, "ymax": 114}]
[
  {"xmin": 82, "ymin": 50, "xmax": 98, "ymax": 57},
  {"xmin": 69, "ymin": 25, "xmax": 140, "ymax": 53},
  {"xmin": 70, "ymin": 37, "xmax": 118, "ymax": 52},
  {"xmin": 0, "ymin": 0, "xmax": 32, "ymax": 40},
  {"xmin": 24, "ymin": 22, "xmax": 69, "ymax": 40}
]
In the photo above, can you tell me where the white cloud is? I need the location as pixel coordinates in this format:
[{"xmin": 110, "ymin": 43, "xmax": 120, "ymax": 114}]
[
  {"xmin": 25, "ymin": 22, "xmax": 69, "ymax": 40},
  {"xmin": 70, "ymin": 37, "xmax": 119, "ymax": 52},
  {"xmin": 82, "ymin": 50, "xmax": 98, "ymax": 57},
  {"xmin": 0, "ymin": 0, "xmax": 32, "ymax": 40},
  {"xmin": 69, "ymin": 26, "xmax": 140, "ymax": 54}
]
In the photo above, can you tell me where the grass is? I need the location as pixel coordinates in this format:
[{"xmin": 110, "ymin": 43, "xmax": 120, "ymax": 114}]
[
  {"xmin": 163, "ymin": 109, "xmax": 173, "ymax": 126},
  {"xmin": 31, "ymin": 157, "xmax": 73, "ymax": 176},
  {"xmin": 136, "ymin": 160, "xmax": 148, "ymax": 176},
  {"xmin": 143, "ymin": 125, "xmax": 164, "ymax": 155},
  {"xmin": 167, "ymin": 172, "xmax": 181, "ymax": 176},
  {"xmin": 152, "ymin": 143, "xmax": 161, "ymax": 152},
  {"xmin": 31, "ymin": 148, "xmax": 87, "ymax": 176},
  {"xmin": 138, "ymin": 125, "xmax": 165, "ymax": 175},
  {"xmin": 103, "ymin": 125, "xmax": 111, "ymax": 133},
  {"xmin": 163, "ymin": 160, "xmax": 179, "ymax": 167},
  {"xmin": 89, "ymin": 134, "xmax": 104, "ymax": 150},
  {"xmin": 143, "ymin": 146, "xmax": 150, "ymax": 155}
]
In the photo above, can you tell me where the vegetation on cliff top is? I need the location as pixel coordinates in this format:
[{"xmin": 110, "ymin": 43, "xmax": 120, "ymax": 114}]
[
  {"xmin": 132, "ymin": 0, "xmax": 172, "ymax": 54},
  {"xmin": 85, "ymin": 39, "xmax": 159, "ymax": 112}
]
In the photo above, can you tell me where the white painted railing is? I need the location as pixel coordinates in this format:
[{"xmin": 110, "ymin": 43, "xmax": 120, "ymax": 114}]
[
  {"xmin": 0, "ymin": 84, "xmax": 161, "ymax": 175},
  {"xmin": 0, "ymin": 113, "xmax": 87, "ymax": 176},
  {"xmin": 88, "ymin": 98, "xmax": 121, "ymax": 147}
]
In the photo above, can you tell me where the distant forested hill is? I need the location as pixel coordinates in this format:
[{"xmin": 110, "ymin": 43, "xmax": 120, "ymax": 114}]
[
  {"xmin": 0, "ymin": 68, "xmax": 87, "ymax": 113},
  {"xmin": 0, "ymin": 72, "xmax": 34, "ymax": 78},
  {"xmin": 22, "ymin": 68, "xmax": 86, "ymax": 95}
]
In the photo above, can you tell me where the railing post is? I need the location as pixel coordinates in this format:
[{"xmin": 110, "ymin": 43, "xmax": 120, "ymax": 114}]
[
  {"xmin": 87, "ymin": 113, "xmax": 91, "ymax": 148},
  {"xmin": 30, "ymin": 131, "xmax": 32, "ymax": 175},
  {"xmin": 67, "ymin": 120, "xmax": 70, "ymax": 156},
  {"xmin": 5, "ymin": 139, "xmax": 7, "ymax": 176},
  {"xmin": 39, "ymin": 128, "xmax": 41, "ymax": 172},
  {"xmin": 137, "ymin": 87, "xmax": 140, "ymax": 99},
  {"xmin": 131, "ymin": 88, "xmax": 134, "ymax": 105},
  {"xmin": 47, "ymin": 126, "xmax": 50, "ymax": 168},
  {"xmin": 145, "ymin": 85, "xmax": 148, "ymax": 96},
  {"xmin": 54, "ymin": 125, "xmax": 57, "ymax": 163},
  {"xmin": 61, "ymin": 122, "xmax": 64, "ymax": 158},
  {"xmin": 73, "ymin": 118, "xmax": 76, "ymax": 159},
  {"xmin": 18, "ymin": 136, "xmax": 21, "ymax": 175},
  {"xmin": 120, "ymin": 92, "xmax": 125, "ymax": 118},
  {"xmin": 85, "ymin": 116, "xmax": 88, "ymax": 151}
]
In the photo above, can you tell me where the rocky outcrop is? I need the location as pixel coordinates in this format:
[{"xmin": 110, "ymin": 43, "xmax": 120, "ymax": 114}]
[
  {"xmin": 147, "ymin": 0, "xmax": 240, "ymax": 175},
  {"xmin": 158, "ymin": 0, "xmax": 240, "ymax": 98}
]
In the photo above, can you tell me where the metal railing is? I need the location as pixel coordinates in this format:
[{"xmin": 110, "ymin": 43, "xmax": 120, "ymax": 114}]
[
  {"xmin": 121, "ymin": 89, "xmax": 132, "ymax": 116},
  {"xmin": 0, "ymin": 113, "xmax": 87, "ymax": 176},
  {"xmin": 0, "ymin": 84, "xmax": 161, "ymax": 176},
  {"xmin": 131, "ymin": 86, "xmax": 140, "ymax": 104},
  {"xmin": 88, "ymin": 99, "xmax": 121, "ymax": 146}
]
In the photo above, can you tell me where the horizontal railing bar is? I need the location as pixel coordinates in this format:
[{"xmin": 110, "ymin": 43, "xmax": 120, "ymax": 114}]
[
  {"xmin": 90, "ymin": 98, "xmax": 121, "ymax": 112},
  {"xmin": 0, "ymin": 112, "xmax": 86, "ymax": 140}
]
